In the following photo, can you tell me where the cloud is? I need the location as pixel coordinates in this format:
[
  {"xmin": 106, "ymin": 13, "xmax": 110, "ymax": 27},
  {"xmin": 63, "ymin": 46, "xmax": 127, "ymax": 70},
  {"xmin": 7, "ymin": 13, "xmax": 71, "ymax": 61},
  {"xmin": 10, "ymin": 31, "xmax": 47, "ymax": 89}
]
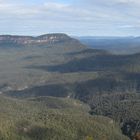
[
  {"xmin": 84, "ymin": 0, "xmax": 140, "ymax": 5},
  {"xmin": 0, "ymin": 0, "xmax": 140, "ymax": 36},
  {"xmin": 44, "ymin": 2, "xmax": 69, "ymax": 9},
  {"xmin": 118, "ymin": 25, "xmax": 135, "ymax": 28}
]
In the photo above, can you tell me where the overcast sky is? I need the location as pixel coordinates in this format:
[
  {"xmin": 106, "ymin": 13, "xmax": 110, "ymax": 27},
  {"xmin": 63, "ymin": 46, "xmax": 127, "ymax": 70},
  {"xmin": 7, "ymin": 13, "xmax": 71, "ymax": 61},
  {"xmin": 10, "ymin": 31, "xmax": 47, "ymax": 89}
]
[{"xmin": 0, "ymin": 0, "xmax": 140, "ymax": 36}]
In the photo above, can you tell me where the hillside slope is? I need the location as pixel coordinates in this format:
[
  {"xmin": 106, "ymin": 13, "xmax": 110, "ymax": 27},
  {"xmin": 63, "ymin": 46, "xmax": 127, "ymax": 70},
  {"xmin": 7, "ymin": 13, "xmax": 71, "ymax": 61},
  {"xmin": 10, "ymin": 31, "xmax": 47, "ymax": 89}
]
[
  {"xmin": 0, "ymin": 33, "xmax": 140, "ymax": 139},
  {"xmin": 0, "ymin": 95, "xmax": 129, "ymax": 140}
]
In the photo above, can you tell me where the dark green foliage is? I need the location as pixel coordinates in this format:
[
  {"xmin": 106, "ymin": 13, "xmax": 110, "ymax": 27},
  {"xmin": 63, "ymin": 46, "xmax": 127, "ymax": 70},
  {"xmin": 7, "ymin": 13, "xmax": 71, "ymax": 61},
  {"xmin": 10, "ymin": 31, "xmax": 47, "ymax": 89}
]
[
  {"xmin": 0, "ymin": 95, "xmax": 129, "ymax": 140},
  {"xmin": 1, "ymin": 34, "xmax": 140, "ymax": 140}
]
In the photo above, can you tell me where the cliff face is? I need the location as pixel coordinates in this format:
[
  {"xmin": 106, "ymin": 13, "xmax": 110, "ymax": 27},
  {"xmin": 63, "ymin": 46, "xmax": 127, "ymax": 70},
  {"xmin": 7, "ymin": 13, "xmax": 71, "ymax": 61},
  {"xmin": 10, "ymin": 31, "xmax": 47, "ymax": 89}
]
[
  {"xmin": 0, "ymin": 33, "xmax": 74, "ymax": 46},
  {"xmin": 0, "ymin": 35, "xmax": 33, "ymax": 45}
]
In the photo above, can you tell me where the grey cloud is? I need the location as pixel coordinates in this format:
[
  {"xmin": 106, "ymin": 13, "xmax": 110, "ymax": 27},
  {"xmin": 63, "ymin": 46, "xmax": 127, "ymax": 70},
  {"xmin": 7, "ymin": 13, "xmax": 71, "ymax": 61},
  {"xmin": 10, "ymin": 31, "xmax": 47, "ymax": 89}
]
[{"xmin": 0, "ymin": 0, "xmax": 140, "ymax": 36}]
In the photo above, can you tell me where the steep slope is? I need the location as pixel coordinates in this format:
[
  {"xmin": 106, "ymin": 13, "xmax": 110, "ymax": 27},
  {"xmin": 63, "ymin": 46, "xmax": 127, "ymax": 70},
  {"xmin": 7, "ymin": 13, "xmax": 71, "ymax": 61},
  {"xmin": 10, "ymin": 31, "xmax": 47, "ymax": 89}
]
[{"xmin": 0, "ymin": 33, "xmax": 85, "ymax": 49}]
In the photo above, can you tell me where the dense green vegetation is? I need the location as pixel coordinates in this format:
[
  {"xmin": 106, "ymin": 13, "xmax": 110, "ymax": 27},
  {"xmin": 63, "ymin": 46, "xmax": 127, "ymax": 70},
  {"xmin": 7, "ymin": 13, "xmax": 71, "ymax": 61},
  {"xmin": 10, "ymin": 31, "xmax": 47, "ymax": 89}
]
[
  {"xmin": 1, "ymin": 34, "xmax": 140, "ymax": 139},
  {"xmin": 0, "ymin": 95, "xmax": 129, "ymax": 140}
]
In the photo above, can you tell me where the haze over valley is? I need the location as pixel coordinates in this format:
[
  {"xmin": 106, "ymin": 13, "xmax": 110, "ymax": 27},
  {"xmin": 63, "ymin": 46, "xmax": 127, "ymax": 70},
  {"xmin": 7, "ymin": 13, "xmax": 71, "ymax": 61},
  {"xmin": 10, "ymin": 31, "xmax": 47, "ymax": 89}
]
[
  {"xmin": 1, "ymin": 0, "xmax": 140, "ymax": 140},
  {"xmin": 0, "ymin": 33, "xmax": 139, "ymax": 140}
]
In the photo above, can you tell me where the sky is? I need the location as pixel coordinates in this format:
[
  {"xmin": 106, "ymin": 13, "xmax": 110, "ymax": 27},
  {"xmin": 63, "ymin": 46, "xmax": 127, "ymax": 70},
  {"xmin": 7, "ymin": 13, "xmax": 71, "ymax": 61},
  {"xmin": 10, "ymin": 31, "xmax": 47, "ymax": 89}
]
[{"xmin": 0, "ymin": 0, "xmax": 140, "ymax": 36}]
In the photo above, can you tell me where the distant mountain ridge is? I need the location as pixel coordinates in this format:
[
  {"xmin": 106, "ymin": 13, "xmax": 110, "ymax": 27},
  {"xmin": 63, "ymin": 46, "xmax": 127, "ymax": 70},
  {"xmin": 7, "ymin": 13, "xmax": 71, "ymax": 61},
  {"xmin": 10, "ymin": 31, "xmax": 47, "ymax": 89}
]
[
  {"xmin": 78, "ymin": 36, "xmax": 140, "ymax": 54},
  {"xmin": 1, "ymin": 33, "xmax": 140, "ymax": 139},
  {"xmin": 0, "ymin": 33, "xmax": 78, "ymax": 47}
]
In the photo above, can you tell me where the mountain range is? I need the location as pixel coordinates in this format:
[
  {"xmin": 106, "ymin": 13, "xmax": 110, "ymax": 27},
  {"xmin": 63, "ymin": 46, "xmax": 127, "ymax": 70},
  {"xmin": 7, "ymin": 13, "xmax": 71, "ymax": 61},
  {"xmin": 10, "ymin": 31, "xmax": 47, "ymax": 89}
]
[
  {"xmin": 0, "ymin": 33, "xmax": 140, "ymax": 140},
  {"xmin": 0, "ymin": 34, "xmax": 81, "ymax": 47},
  {"xmin": 78, "ymin": 36, "xmax": 140, "ymax": 54}
]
